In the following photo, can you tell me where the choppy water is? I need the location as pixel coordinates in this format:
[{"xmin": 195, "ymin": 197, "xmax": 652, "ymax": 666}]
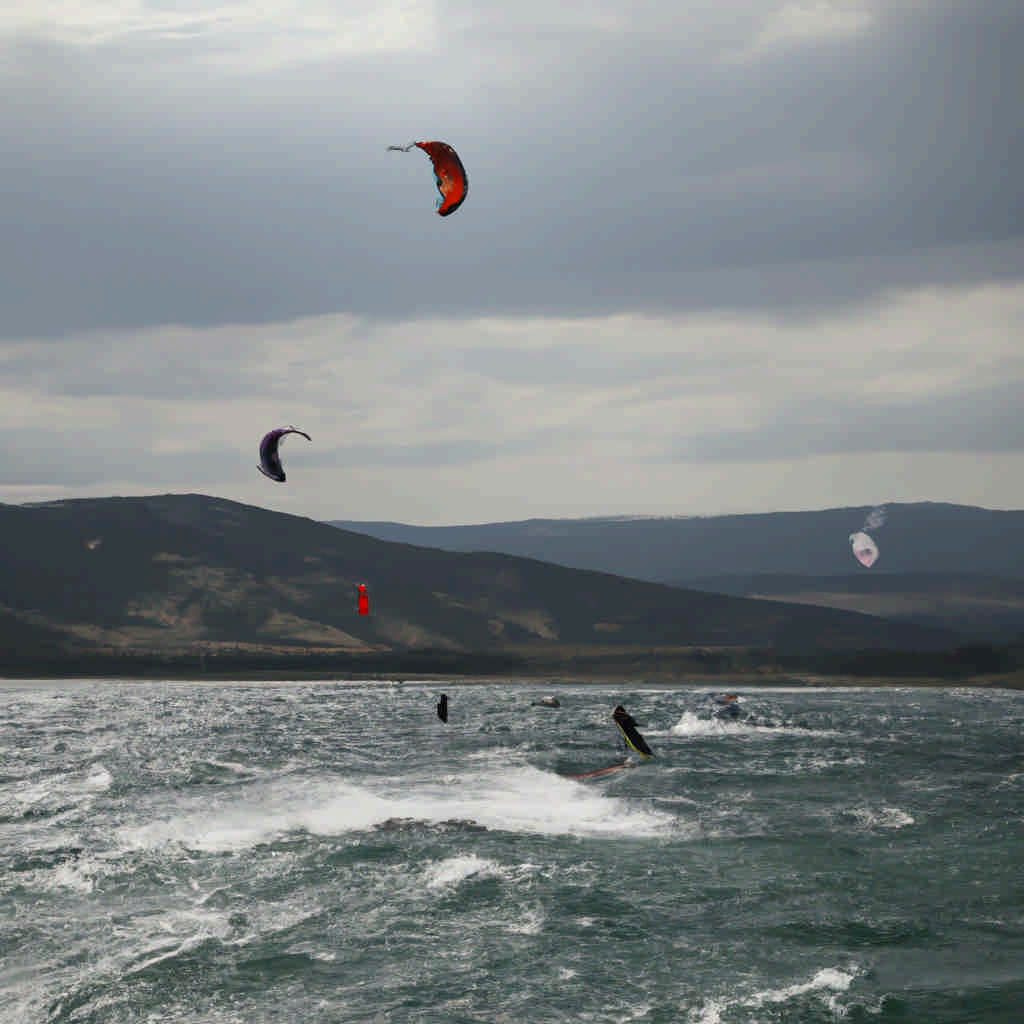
[{"xmin": 1, "ymin": 680, "xmax": 1022, "ymax": 1023}]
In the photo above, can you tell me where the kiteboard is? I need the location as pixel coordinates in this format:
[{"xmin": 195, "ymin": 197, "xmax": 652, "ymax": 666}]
[{"xmin": 565, "ymin": 762, "xmax": 632, "ymax": 781}]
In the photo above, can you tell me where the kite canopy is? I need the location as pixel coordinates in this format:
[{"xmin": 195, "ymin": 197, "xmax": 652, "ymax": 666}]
[
  {"xmin": 388, "ymin": 140, "xmax": 468, "ymax": 216},
  {"xmin": 849, "ymin": 531, "xmax": 879, "ymax": 568},
  {"xmin": 258, "ymin": 426, "xmax": 311, "ymax": 483}
]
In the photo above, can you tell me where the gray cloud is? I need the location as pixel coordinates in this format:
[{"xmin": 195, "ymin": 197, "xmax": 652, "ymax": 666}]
[
  {"xmin": 1, "ymin": 1, "xmax": 1022, "ymax": 339},
  {"xmin": 1, "ymin": 280, "xmax": 1021, "ymax": 521},
  {"xmin": 671, "ymin": 379, "xmax": 1024, "ymax": 463},
  {"xmin": 6, "ymin": 426, "xmax": 241, "ymax": 488},
  {"xmin": 2, "ymin": 2, "xmax": 1023, "ymax": 522}
]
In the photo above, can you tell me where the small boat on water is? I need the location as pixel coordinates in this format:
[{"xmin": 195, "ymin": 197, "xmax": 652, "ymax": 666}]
[{"xmin": 533, "ymin": 696, "xmax": 560, "ymax": 708}]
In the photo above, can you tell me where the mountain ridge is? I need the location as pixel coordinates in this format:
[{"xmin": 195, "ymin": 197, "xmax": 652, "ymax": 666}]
[
  {"xmin": 331, "ymin": 502, "xmax": 1024, "ymax": 642},
  {"xmin": 0, "ymin": 494, "xmax": 959, "ymax": 668}
]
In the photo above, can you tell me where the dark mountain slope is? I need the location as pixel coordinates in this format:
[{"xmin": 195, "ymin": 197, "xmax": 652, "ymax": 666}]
[
  {"xmin": 332, "ymin": 504, "xmax": 1024, "ymax": 581},
  {"xmin": 688, "ymin": 572, "xmax": 1024, "ymax": 643},
  {"xmin": 0, "ymin": 494, "xmax": 956, "ymax": 660},
  {"xmin": 331, "ymin": 503, "xmax": 1024, "ymax": 641}
]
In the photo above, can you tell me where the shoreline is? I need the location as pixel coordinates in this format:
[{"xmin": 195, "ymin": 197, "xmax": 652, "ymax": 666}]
[{"xmin": 1, "ymin": 670, "xmax": 1021, "ymax": 689}]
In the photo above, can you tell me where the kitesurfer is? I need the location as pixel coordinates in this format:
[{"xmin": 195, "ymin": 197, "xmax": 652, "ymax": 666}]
[
  {"xmin": 712, "ymin": 694, "xmax": 742, "ymax": 720},
  {"xmin": 612, "ymin": 705, "xmax": 654, "ymax": 759},
  {"xmin": 564, "ymin": 704, "xmax": 653, "ymax": 779}
]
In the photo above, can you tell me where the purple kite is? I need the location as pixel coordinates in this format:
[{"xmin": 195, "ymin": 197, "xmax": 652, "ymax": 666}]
[{"xmin": 258, "ymin": 426, "xmax": 311, "ymax": 483}]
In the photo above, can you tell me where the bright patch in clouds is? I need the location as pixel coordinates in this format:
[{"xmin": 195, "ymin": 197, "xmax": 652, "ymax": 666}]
[
  {"xmin": 1, "ymin": 0, "xmax": 1021, "ymax": 524},
  {"xmin": 752, "ymin": 1, "xmax": 874, "ymax": 51},
  {"xmin": 2, "ymin": 282, "xmax": 1022, "ymax": 521},
  {"xmin": 0, "ymin": 0, "xmax": 437, "ymax": 66}
]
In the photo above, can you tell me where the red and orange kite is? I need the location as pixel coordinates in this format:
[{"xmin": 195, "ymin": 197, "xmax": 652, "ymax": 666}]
[{"xmin": 388, "ymin": 141, "xmax": 468, "ymax": 217}]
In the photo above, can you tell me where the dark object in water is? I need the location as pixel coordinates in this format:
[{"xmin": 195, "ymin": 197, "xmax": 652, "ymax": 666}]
[
  {"xmin": 712, "ymin": 694, "xmax": 743, "ymax": 720},
  {"xmin": 437, "ymin": 693, "xmax": 448, "ymax": 723},
  {"xmin": 612, "ymin": 705, "xmax": 654, "ymax": 758},
  {"xmin": 533, "ymin": 696, "xmax": 560, "ymax": 708},
  {"xmin": 376, "ymin": 817, "xmax": 486, "ymax": 833}
]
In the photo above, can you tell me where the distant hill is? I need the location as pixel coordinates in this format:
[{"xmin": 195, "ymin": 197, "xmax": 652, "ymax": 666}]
[
  {"xmin": 331, "ymin": 504, "xmax": 1024, "ymax": 642},
  {"xmin": 688, "ymin": 573, "xmax": 1024, "ymax": 644},
  {"xmin": 0, "ymin": 495, "xmax": 957, "ymax": 670},
  {"xmin": 331, "ymin": 504, "xmax": 1024, "ymax": 579}
]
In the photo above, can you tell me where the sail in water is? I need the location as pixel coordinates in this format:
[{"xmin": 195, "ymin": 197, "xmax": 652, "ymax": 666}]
[{"xmin": 612, "ymin": 705, "xmax": 654, "ymax": 758}]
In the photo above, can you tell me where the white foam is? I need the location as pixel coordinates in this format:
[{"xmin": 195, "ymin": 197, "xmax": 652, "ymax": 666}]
[
  {"xmin": 1, "ymin": 763, "xmax": 113, "ymax": 822},
  {"xmin": 85, "ymin": 764, "xmax": 113, "ymax": 790},
  {"xmin": 669, "ymin": 711, "xmax": 839, "ymax": 739},
  {"xmin": 744, "ymin": 966, "xmax": 857, "ymax": 1008},
  {"xmin": 691, "ymin": 966, "xmax": 858, "ymax": 1022},
  {"xmin": 845, "ymin": 805, "xmax": 915, "ymax": 830},
  {"xmin": 48, "ymin": 855, "xmax": 102, "ymax": 894},
  {"xmin": 506, "ymin": 908, "xmax": 545, "ymax": 934},
  {"xmin": 424, "ymin": 853, "xmax": 503, "ymax": 889},
  {"xmin": 690, "ymin": 999, "xmax": 723, "ymax": 1024},
  {"xmin": 117, "ymin": 765, "xmax": 674, "ymax": 853},
  {"xmin": 124, "ymin": 932, "xmax": 215, "ymax": 979}
]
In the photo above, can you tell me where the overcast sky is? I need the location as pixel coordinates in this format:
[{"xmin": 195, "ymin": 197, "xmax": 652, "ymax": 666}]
[{"xmin": 2, "ymin": 0, "xmax": 1022, "ymax": 524}]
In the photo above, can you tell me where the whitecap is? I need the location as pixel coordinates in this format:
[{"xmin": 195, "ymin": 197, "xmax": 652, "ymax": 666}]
[
  {"xmin": 424, "ymin": 853, "xmax": 503, "ymax": 889},
  {"xmin": 669, "ymin": 711, "xmax": 839, "ymax": 739},
  {"xmin": 85, "ymin": 764, "xmax": 113, "ymax": 790},
  {"xmin": 48, "ymin": 854, "xmax": 102, "ymax": 894},
  {"xmin": 690, "ymin": 965, "xmax": 859, "ymax": 1022},
  {"xmin": 743, "ymin": 966, "xmax": 857, "ymax": 1008},
  {"xmin": 506, "ymin": 907, "xmax": 545, "ymax": 934},
  {"xmin": 842, "ymin": 805, "xmax": 915, "ymax": 830}
]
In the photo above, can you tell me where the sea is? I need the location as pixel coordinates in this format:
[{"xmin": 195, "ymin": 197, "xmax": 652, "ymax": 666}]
[{"xmin": 1, "ymin": 679, "xmax": 1022, "ymax": 1024}]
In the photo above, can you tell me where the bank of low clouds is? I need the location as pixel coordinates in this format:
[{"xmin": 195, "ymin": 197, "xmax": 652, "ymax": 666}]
[
  {"xmin": 1, "ymin": 0, "xmax": 1022, "ymax": 521},
  {"xmin": 2, "ymin": 281, "xmax": 1021, "ymax": 522}
]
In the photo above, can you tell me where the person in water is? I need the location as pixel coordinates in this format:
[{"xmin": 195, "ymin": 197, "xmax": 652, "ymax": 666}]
[{"xmin": 612, "ymin": 705, "xmax": 654, "ymax": 758}]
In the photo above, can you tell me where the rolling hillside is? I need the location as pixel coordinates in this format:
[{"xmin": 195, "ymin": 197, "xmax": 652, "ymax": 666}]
[
  {"xmin": 333, "ymin": 504, "xmax": 1024, "ymax": 641},
  {"xmin": 0, "ymin": 494, "xmax": 958, "ymax": 667}
]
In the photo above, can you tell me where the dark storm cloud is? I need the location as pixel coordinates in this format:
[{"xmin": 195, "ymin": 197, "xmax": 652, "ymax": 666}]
[{"xmin": 1, "ymin": 1, "xmax": 1022, "ymax": 339}]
